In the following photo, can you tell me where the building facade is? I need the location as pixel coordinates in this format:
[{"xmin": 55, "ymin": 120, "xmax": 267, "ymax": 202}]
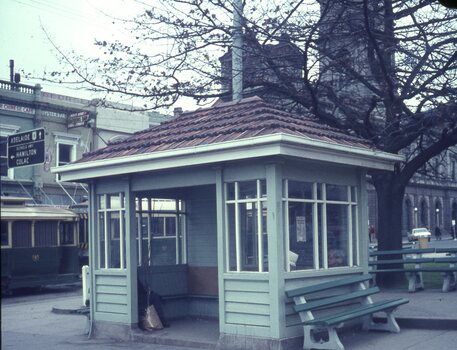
[{"xmin": 0, "ymin": 79, "xmax": 170, "ymax": 206}]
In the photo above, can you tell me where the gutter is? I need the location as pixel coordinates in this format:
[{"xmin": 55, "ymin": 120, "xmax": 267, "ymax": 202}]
[{"xmin": 53, "ymin": 133, "xmax": 404, "ymax": 181}]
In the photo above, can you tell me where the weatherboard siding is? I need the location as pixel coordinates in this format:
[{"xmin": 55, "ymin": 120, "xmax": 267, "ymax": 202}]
[
  {"xmin": 94, "ymin": 272, "xmax": 129, "ymax": 323},
  {"xmin": 223, "ymin": 277, "xmax": 271, "ymax": 332}
]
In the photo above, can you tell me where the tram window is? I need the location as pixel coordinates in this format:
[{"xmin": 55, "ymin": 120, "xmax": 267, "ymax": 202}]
[
  {"xmin": 12, "ymin": 221, "xmax": 32, "ymax": 248},
  {"xmin": 35, "ymin": 221, "xmax": 58, "ymax": 247},
  {"xmin": 60, "ymin": 222, "xmax": 75, "ymax": 245},
  {"xmin": 1, "ymin": 221, "xmax": 9, "ymax": 246}
]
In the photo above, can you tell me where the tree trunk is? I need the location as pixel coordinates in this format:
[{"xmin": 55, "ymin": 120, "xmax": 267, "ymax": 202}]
[{"xmin": 371, "ymin": 171, "xmax": 406, "ymax": 287}]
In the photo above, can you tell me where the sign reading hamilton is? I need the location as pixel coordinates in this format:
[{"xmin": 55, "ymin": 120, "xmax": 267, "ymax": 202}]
[{"xmin": 7, "ymin": 128, "xmax": 45, "ymax": 168}]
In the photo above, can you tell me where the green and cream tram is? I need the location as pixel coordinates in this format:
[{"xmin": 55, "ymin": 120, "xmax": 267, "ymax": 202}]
[{"xmin": 1, "ymin": 196, "xmax": 81, "ymax": 294}]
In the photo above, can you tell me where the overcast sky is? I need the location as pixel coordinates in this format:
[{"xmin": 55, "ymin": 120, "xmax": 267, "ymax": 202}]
[{"xmin": 0, "ymin": 0, "xmax": 182, "ymax": 107}]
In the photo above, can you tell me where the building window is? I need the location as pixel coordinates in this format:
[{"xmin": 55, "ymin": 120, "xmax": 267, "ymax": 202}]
[
  {"xmin": 136, "ymin": 198, "xmax": 186, "ymax": 266},
  {"xmin": 225, "ymin": 180, "xmax": 268, "ymax": 273},
  {"xmin": 1, "ymin": 124, "xmax": 20, "ymax": 178},
  {"xmin": 59, "ymin": 221, "xmax": 75, "ymax": 245},
  {"xmin": 97, "ymin": 193, "xmax": 126, "ymax": 269},
  {"xmin": 54, "ymin": 132, "xmax": 80, "ymax": 181},
  {"xmin": 58, "ymin": 143, "xmax": 74, "ymax": 166},
  {"xmin": 283, "ymin": 180, "xmax": 359, "ymax": 272}
]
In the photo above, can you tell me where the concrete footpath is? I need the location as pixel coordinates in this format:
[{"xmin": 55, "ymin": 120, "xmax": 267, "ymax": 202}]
[{"xmin": 2, "ymin": 285, "xmax": 456, "ymax": 350}]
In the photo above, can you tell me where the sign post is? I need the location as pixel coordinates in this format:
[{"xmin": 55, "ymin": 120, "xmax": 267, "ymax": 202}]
[{"xmin": 7, "ymin": 128, "xmax": 45, "ymax": 168}]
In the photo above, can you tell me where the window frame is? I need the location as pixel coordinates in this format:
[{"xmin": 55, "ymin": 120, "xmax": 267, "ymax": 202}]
[
  {"xmin": 283, "ymin": 179, "xmax": 359, "ymax": 272},
  {"xmin": 1, "ymin": 124, "xmax": 20, "ymax": 179},
  {"xmin": 135, "ymin": 198, "xmax": 186, "ymax": 266},
  {"xmin": 97, "ymin": 193, "xmax": 126, "ymax": 270},
  {"xmin": 53, "ymin": 132, "xmax": 80, "ymax": 181},
  {"xmin": 225, "ymin": 179, "xmax": 268, "ymax": 273}
]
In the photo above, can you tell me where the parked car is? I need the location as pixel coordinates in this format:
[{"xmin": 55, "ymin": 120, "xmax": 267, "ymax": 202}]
[{"xmin": 408, "ymin": 227, "xmax": 432, "ymax": 242}]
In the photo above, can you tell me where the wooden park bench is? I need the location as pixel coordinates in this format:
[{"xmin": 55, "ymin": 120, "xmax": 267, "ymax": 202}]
[
  {"xmin": 434, "ymin": 248, "xmax": 457, "ymax": 292},
  {"xmin": 369, "ymin": 248, "xmax": 457, "ymax": 292},
  {"xmin": 285, "ymin": 274, "xmax": 408, "ymax": 350}
]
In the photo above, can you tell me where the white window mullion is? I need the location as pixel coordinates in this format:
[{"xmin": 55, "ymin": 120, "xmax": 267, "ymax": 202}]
[
  {"xmin": 347, "ymin": 186, "xmax": 353, "ymax": 266},
  {"xmin": 137, "ymin": 214, "xmax": 142, "ymax": 265},
  {"xmin": 147, "ymin": 212, "xmax": 151, "ymax": 266},
  {"xmin": 104, "ymin": 196, "xmax": 109, "ymax": 268},
  {"xmin": 322, "ymin": 184, "xmax": 328, "ymax": 269},
  {"xmin": 313, "ymin": 182, "xmax": 319, "ymax": 269},
  {"xmin": 175, "ymin": 216, "xmax": 179, "ymax": 264},
  {"xmin": 354, "ymin": 187, "xmax": 360, "ymax": 266},
  {"xmin": 257, "ymin": 180, "xmax": 263, "ymax": 272},
  {"xmin": 235, "ymin": 182, "xmax": 241, "ymax": 272},
  {"xmin": 284, "ymin": 180, "xmax": 291, "ymax": 272},
  {"xmin": 348, "ymin": 204, "xmax": 353, "ymax": 267},
  {"xmin": 119, "ymin": 210, "xmax": 124, "ymax": 269}
]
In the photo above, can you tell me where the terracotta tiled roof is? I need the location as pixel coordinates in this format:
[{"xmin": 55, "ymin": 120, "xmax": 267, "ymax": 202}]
[{"xmin": 78, "ymin": 96, "xmax": 373, "ymax": 163}]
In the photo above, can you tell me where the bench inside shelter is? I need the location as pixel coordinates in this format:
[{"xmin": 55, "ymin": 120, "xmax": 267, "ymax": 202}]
[{"xmin": 285, "ymin": 274, "xmax": 408, "ymax": 350}]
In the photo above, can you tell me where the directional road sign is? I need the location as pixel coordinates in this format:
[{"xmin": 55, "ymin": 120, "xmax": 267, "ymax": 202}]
[{"xmin": 7, "ymin": 128, "xmax": 45, "ymax": 168}]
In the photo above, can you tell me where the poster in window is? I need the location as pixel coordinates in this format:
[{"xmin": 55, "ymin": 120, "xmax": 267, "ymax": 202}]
[{"xmin": 296, "ymin": 216, "xmax": 306, "ymax": 242}]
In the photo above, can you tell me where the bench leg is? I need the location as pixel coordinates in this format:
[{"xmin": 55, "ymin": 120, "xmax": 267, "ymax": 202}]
[
  {"xmin": 362, "ymin": 309, "xmax": 400, "ymax": 333},
  {"xmin": 406, "ymin": 272, "xmax": 423, "ymax": 292},
  {"xmin": 441, "ymin": 272, "xmax": 456, "ymax": 292},
  {"xmin": 302, "ymin": 325, "xmax": 344, "ymax": 350}
]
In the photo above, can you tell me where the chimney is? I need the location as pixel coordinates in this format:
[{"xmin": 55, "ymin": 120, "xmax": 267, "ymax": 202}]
[
  {"xmin": 9, "ymin": 59, "xmax": 14, "ymax": 83},
  {"xmin": 232, "ymin": 0, "xmax": 243, "ymax": 101},
  {"xmin": 173, "ymin": 107, "xmax": 183, "ymax": 118}
]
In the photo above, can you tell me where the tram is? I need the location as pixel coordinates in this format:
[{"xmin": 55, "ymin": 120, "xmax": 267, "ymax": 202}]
[{"xmin": 1, "ymin": 196, "xmax": 81, "ymax": 294}]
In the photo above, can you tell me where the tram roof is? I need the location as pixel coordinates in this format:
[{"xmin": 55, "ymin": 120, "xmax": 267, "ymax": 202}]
[{"xmin": 1, "ymin": 205, "xmax": 79, "ymax": 220}]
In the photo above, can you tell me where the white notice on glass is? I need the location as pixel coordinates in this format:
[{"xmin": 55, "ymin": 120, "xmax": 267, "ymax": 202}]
[{"xmin": 296, "ymin": 216, "xmax": 306, "ymax": 242}]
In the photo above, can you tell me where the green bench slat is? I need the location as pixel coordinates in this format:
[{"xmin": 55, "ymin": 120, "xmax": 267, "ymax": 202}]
[
  {"xmin": 370, "ymin": 269, "xmax": 411, "ymax": 273},
  {"xmin": 286, "ymin": 275, "xmax": 371, "ymax": 298},
  {"xmin": 304, "ymin": 298, "xmax": 409, "ymax": 327},
  {"xmin": 435, "ymin": 248, "xmax": 457, "ymax": 254},
  {"xmin": 433, "ymin": 257, "xmax": 457, "ymax": 263},
  {"xmin": 370, "ymin": 248, "xmax": 435, "ymax": 256},
  {"xmin": 417, "ymin": 267, "xmax": 457, "ymax": 272},
  {"xmin": 294, "ymin": 287, "xmax": 380, "ymax": 313},
  {"xmin": 371, "ymin": 267, "xmax": 457, "ymax": 273},
  {"xmin": 369, "ymin": 258, "xmax": 434, "ymax": 265}
]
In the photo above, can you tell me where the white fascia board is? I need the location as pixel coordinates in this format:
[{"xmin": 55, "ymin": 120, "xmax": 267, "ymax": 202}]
[{"xmin": 54, "ymin": 133, "xmax": 404, "ymax": 182}]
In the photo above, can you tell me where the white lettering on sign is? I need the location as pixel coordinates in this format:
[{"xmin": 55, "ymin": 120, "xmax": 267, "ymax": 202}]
[{"xmin": 0, "ymin": 103, "xmax": 35, "ymax": 114}]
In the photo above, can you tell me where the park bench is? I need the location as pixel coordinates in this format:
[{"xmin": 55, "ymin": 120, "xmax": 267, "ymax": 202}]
[
  {"xmin": 285, "ymin": 274, "xmax": 408, "ymax": 350},
  {"xmin": 369, "ymin": 248, "xmax": 457, "ymax": 292}
]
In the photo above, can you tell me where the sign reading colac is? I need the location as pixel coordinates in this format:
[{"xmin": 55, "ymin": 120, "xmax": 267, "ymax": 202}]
[{"xmin": 7, "ymin": 128, "xmax": 45, "ymax": 168}]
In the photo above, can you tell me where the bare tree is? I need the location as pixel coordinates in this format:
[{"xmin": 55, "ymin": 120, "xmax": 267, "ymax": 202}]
[{"xmin": 41, "ymin": 0, "xmax": 457, "ymax": 284}]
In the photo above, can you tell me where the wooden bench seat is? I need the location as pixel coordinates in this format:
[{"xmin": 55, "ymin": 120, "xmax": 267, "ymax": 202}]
[
  {"xmin": 369, "ymin": 248, "xmax": 457, "ymax": 292},
  {"xmin": 286, "ymin": 274, "xmax": 408, "ymax": 350}
]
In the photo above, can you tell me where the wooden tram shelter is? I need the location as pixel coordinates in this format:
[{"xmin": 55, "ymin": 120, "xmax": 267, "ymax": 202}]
[{"xmin": 54, "ymin": 97, "xmax": 403, "ymax": 349}]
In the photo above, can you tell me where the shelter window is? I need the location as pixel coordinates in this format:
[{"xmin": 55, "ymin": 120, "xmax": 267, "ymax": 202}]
[
  {"xmin": 35, "ymin": 221, "xmax": 58, "ymax": 247},
  {"xmin": 59, "ymin": 221, "xmax": 75, "ymax": 245},
  {"xmin": 97, "ymin": 193, "xmax": 126, "ymax": 269},
  {"xmin": 12, "ymin": 221, "xmax": 32, "ymax": 248},
  {"xmin": 225, "ymin": 180, "xmax": 268, "ymax": 273},
  {"xmin": 136, "ymin": 198, "xmax": 186, "ymax": 266},
  {"xmin": 1, "ymin": 221, "xmax": 10, "ymax": 247},
  {"xmin": 284, "ymin": 180, "xmax": 359, "ymax": 271}
]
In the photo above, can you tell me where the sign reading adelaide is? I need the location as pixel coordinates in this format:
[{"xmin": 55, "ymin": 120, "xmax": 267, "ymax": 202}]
[{"xmin": 8, "ymin": 128, "xmax": 45, "ymax": 168}]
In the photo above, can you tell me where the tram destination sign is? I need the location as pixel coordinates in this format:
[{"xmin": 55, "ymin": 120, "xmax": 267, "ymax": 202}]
[{"xmin": 7, "ymin": 128, "xmax": 45, "ymax": 168}]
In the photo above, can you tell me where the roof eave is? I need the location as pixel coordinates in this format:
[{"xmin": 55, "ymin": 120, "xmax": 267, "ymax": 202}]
[{"xmin": 53, "ymin": 133, "xmax": 404, "ymax": 182}]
